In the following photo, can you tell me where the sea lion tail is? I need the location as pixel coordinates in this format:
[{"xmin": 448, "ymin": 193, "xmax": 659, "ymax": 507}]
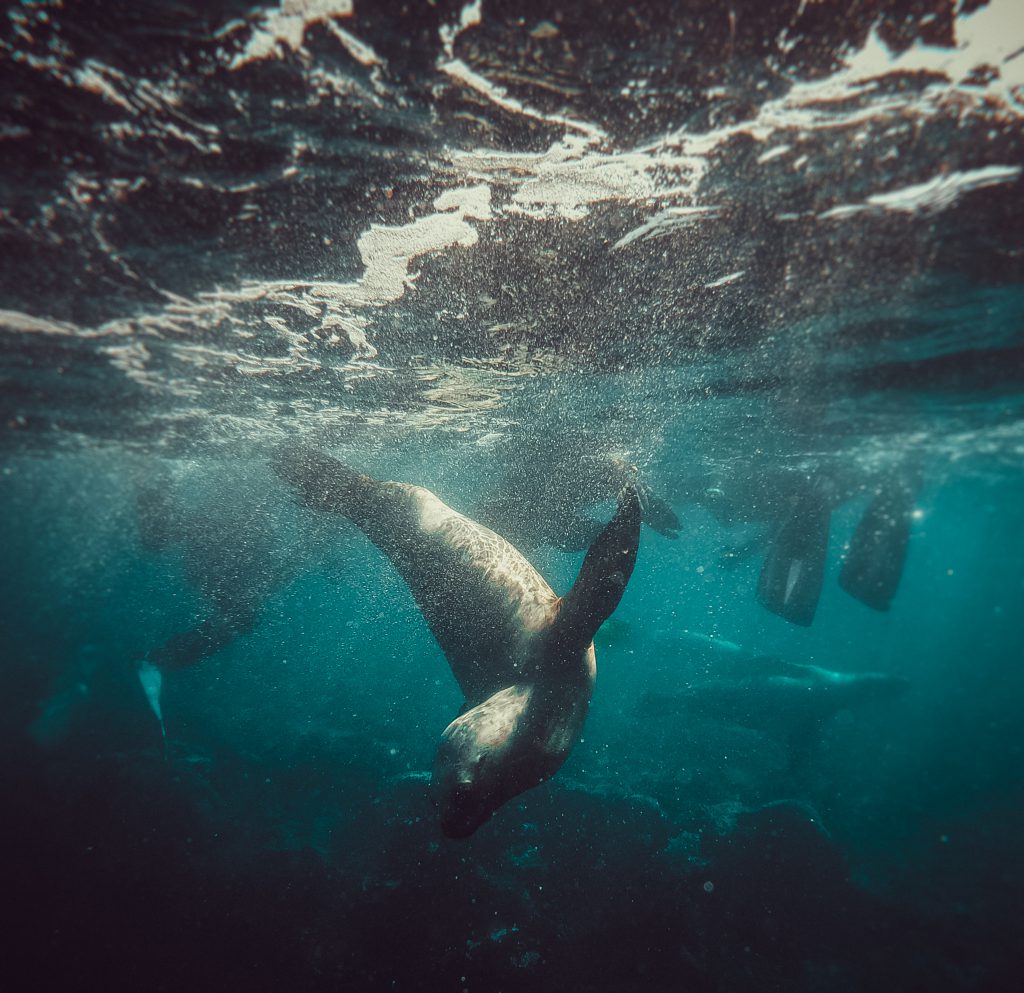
[
  {"xmin": 553, "ymin": 482, "xmax": 642, "ymax": 650},
  {"xmin": 271, "ymin": 446, "xmax": 374, "ymax": 516}
]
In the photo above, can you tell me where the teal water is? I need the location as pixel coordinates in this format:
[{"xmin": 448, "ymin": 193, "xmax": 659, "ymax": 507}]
[{"xmin": 2, "ymin": 444, "xmax": 1022, "ymax": 991}]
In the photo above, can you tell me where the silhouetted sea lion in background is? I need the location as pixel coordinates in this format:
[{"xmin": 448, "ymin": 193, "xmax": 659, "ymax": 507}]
[
  {"xmin": 273, "ymin": 447, "xmax": 641, "ymax": 838},
  {"xmin": 477, "ymin": 450, "xmax": 678, "ymax": 552},
  {"xmin": 131, "ymin": 464, "xmax": 333, "ymax": 739},
  {"xmin": 134, "ymin": 472, "xmax": 289, "ymax": 671},
  {"xmin": 688, "ymin": 467, "xmax": 840, "ymax": 625},
  {"xmin": 756, "ymin": 475, "xmax": 835, "ymax": 626},
  {"xmin": 643, "ymin": 659, "xmax": 910, "ymax": 766},
  {"xmin": 685, "ymin": 462, "xmax": 920, "ymax": 625}
]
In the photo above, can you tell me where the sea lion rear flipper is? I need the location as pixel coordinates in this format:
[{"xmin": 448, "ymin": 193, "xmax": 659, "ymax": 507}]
[
  {"xmin": 838, "ymin": 476, "xmax": 916, "ymax": 611},
  {"xmin": 553, "ymin": 483, "xmax": 642, "ymax": 650},
  {"xmin": 757, "ymin": 477, "xmax": 832, "ymax": 627},
  {"xmin": 272, "ymin": 446, "xmax": 377, "ymax": 521}
]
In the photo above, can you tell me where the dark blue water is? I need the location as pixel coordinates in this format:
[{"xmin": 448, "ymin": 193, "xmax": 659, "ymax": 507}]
[{"xmin": 2, "ymin": 2, "xmax": 1023, "ymax": 991}]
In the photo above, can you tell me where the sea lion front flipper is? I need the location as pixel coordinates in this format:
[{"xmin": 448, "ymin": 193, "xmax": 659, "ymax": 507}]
[
  {"xmin": 553, "ymin": 483, "xmax": 642, "ymax": 651},
  {"xmin": 137, "ymin": 660, "xmax": 166, "ymax": 740}
]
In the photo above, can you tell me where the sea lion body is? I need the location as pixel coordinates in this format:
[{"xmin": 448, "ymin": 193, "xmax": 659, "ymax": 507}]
[{"xmin": 274, "ymin": 448, "xmax": 641, "ymax": 837}]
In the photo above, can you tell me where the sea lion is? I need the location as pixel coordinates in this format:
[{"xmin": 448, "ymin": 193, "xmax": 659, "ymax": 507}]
[
  {"xmin": 273, "ymin": 447, "xmax": 642, "ymax": 838},
  {"xmin": 684, "ymin": 461, "xmax": 920, "ymax": 625},
  {"xmin": 643, "ymin": 659, "xmax": 910, "ymax": 765}
]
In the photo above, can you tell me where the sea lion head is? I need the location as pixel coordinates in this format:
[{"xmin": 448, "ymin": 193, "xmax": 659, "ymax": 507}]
[{"xmin": 431, "ymin": 685, "xmax": 542, "ymax": 839}]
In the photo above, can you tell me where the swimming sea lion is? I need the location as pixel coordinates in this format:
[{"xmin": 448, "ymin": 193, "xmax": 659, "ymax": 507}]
[
  {"xmin": 643, "ymin": 659, "xmax": 910, "ymax": 765},
  {"xmin": 273, "ymin": 447, "xmax": 642, "ymax": 838}
]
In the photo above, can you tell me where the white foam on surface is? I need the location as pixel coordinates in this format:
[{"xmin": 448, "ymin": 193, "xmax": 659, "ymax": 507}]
[
  {"xmin": 601, "ymin": 1, "xmax": 1024, "ymax": 248},
  {"xmin": 820, "ymin": 165, "xmax": 1022, "ymax": 218},
  {"xmin": 613, "ymin": 207, "xmax": 721, "ymax": 250},
  {"xmin": 4, "ymin": 0, "xmax": 1021, "ymax": 448},
  {"xmin": 454, "ymin": 135, "xmax": 704, "ymax": 222}
]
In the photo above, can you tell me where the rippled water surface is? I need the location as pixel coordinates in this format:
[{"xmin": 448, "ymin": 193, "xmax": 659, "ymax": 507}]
[{"xmin": 2, "ymin": 2, "xmax": 1023, "ymax": 991}]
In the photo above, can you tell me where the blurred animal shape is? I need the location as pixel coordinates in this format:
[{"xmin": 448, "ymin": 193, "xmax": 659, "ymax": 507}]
[
  {"xmin": 274, "ymin": 447, "xmax": 641, "ymax": 837},
  {"xmin": 756, "ymin": 476, "xmax": 834, "ymax": 626},
  {"xmin": 132, "ymin": 460, "xmax": 329, "ymax": 736},
  {"xmin": 691, "ymin": 463, "xmax": 920, "ymax": 625},
  {"xmin": 643, "ymin": 658, "xmax": 910, "ymax": 766},
  {"xmin": 839, "ymin": 474, "xmax": 916, "ymax": 611}
]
